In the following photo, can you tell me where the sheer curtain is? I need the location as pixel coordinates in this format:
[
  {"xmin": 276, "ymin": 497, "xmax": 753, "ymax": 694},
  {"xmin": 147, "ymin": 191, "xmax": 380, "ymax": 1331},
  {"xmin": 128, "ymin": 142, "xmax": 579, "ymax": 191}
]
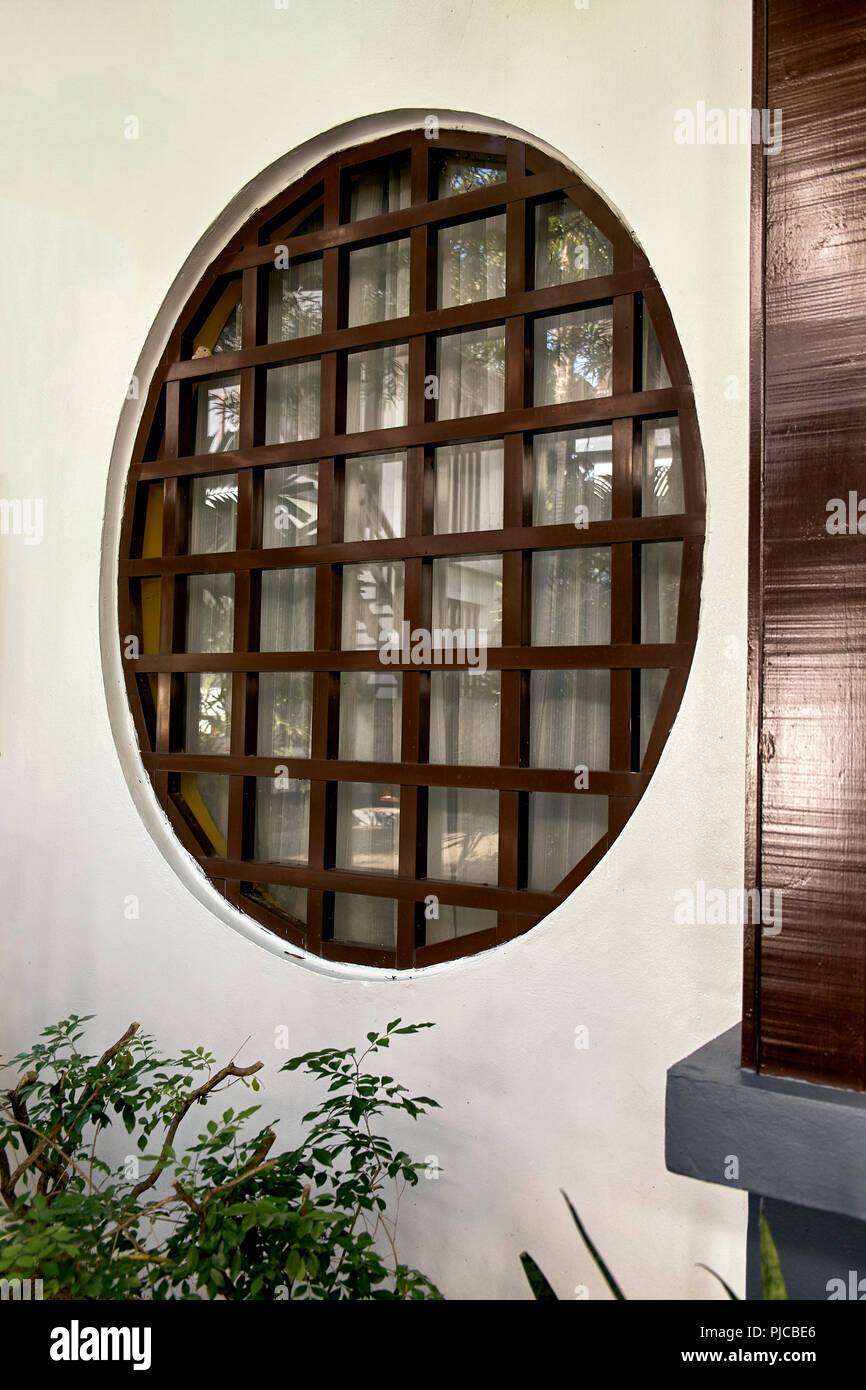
[
  {"xmin": 333, "ymin": 894, "xmax": 397, "ymax": 948},
  {"xmin": 430, "ymin": 671, "xmax": 500, "ymax": 765},
  {"xmin": 186, "ymin": 574, "xmax": 234, "ymax": 653},
  {"xmin": 437, "ymin": 328, "xmax": 505, "ymax": 419},
  {"xmin": 349, "ymin": 157, "xmax": 411, "ymax": 221},
  {"xmin": 188, "ymin": 474, "xmax": 238, "ymax": 553},
  {"xmin": 267, "ymin": 259, "xmax": 323, "ymax": 341},
  {"xmin": 534, "ymin": 308, "xmax": 613, "ymax": 405},
  {"xmin": 341, "ymin": 562, "xmax": 404, "ymax": 652},
  {"xmin": 432, "ymin": 555, "xmax": 502, "ymax": 647},
  {"xmin": 639, "ymin": 540, "xmax": 681, "ymax": 764},
  {"xmin": 194, "ymin": 375, "xmax": 240, "ymax": 454},
  {"xmin": 254, "ymin": 777, "xmax": 310, "ymax": 864},
  {"xmin": 533, "ymin": 427, "xmax": 612, "ymax": 525},
  {"xmin": 425, "ymin": 905, "xmax": 497, "ymax": 945},
  {"xmin": 265, "ymin": 363, "xmax": 320, "ymax": 444},
  {"xmin": 344, "ymin": 452, "xmax": 406, "ymax": 541},
  {"xmin": 335, "ymin": 784, "xmax": 400, "ymax": 875},
  {"xmin": 434, "ymin": 440, "xmax": 503, "ymax": 533},
  {"xmin": 427, "ymin": 788, "xmax": 498, "ymax": 885},
  {"xmin": 528, "ymin": 793, "xmax": 607, "ymax": 891},
  {"xmin": 642, "ymin": 311, "xmax": 671, "ymax": 390},
  {"xmin": 529, "ymin": 670, "xmax": 609, "ymax": 770},
  {"xmin": 346, "ymin": 346, "xmax": 408, "ymax": 432},
  {"xmin": 339, "ymin": 672, "xmax": 402, "ymax": 762},
  {"xmin": 641, "ymin": 418, "xmax": 683, "ymax": 516},
  {"xmin": 437, "ymin": 215, "xmax": 506, "ymax": 307},
  {"xmin": 262, "ymin": 463, "xmax": 318, "ymax": 548},
  {"xmin": 256, "ymin": 672, "xmax": 312, "ymax": 759},
  {"xmin": 348, "ymin": 240, "xmax": 410, "ymax": 325}
]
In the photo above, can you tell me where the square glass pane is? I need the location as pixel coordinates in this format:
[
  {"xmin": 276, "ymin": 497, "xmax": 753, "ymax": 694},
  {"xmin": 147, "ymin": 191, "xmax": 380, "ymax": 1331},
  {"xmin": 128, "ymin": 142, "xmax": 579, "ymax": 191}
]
[
  {"xmin": 641, "ymin": 542, "xmax": 682, "ymax": 644},
  {"xmin": 341, "ymin": 562, "xmax": 404, "ymax": 652},
  {"xmin": 339, "ymin": 672, "xmax": 402, "ymax": 762},
  {"xmin": 434, "ymin": 440, "xmax": 504, "ymax": 533},
  {"xmin": 533, "ymin": 427, "xmax": 612, "ymax": 526},
  {"xmin": 346, "ymin": 345, "xmax": 408, "ymax": 431},
  {"xmin": 267, "ymin": 258, "xmax": 323, "ymax": 341},
  {"xmin": 254, "ymin": 777, "xmax": 310, "ymax": 864},
  {"xmin": 528, "ymin": 793, "xmax": 607, "ymax": 891},
  {"xmin": 641, "ymin": 418, "xmax": 683, "ymax": 516},
  {"xmin": 531, "ymin": 548, "xmax": 611, "ymax": 645},
  {"xmin": 430, "ymin": 671, "xmax": 500, "ymax": 765},
  {"xmin": 438, "ymin": 215, "xmax": 506, "ymax": 307},
  {"xmin": 333, "ymin": 893, "xmax": 398, "ymax": 948},
  {"xmin": 427, "ymin": 787, "xmax": 498, "ymax": 885},
  {"xmin": 251, "ymin": 883, "xmax": 307, "ymax": 924},
  {"xmin": 188, "ymin": 474, "xmax": 238, "ymax": 553},
  {"xmin": 348, "ymin": 155, "xmax": 411, "ymax": 220},
  {"xmin": 194, "ymin": 374, "xmax": 240, "ymax": 454},
  {"xmin": 534, "ymin": 307, "xmax": 613, "ymax": 405},
  {"xmin": 260, "ymin": 568, "xmax": 315, "ymax": 651},
  {"xmin": 432, "ymin": 555, "xmax": 502, "ymax": 648},
  {"xmin": 529, "ymin": 670, "xmax": 610, "ymax": 770},
  {"xmin": 262, "ymin": 463, "xmax": 318, "ymax": 548},
  {"xmin": 186, "ymin": 573, "xmax": 234, "ymax": 652},
  {"xmin": 534, "ymin": 197, "xmax": 613, "ymax": 287},
  {"xmin": 639, "ymin": 668, "xmax": 669, "ymax": 765},
  {"xmin": 642, "ymin": 310, "xmax": 671, "ymax": 390},
  {"xmin": 184, "ymin": 672, "xmax": 231, "ymax": 754},
  {"xmin": 348, "ymin": 239, "xmax": 410, "ymax": 325},
  {"xmin": 344, "ymin": 452, "xmax": 406, "ymax": 541},
  {"xmin": 436, "ymin": 154, "xmax": 506, "ymax": 197},
  {"xmin": 335, "ymin": 783, "xmax": 400, "ymax": 875},
  {"xmin": 264, "ymin": 362, "xmax": 320, "ymax": 443},
  {"xmin": 257, "ymin": 672, "xmax": 313, "ymax": 758},
  {"xmin": 425, "ymin": 905, "xmax": 497, "ymax": 946},
  {"xmin": 180, "ymin": 773, "xmax": 229, "ymax": 849},
  {"xmin": 437, "ymin": 327, "xmax": 505, "ymax": 419}
]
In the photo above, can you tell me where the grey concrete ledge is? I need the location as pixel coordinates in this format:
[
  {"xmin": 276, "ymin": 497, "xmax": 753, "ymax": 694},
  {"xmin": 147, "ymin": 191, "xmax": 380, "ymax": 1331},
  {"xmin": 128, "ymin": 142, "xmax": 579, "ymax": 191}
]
[{"xmin": 666, "ymin": 1024, "xmax": 866, "ymax": 1221}]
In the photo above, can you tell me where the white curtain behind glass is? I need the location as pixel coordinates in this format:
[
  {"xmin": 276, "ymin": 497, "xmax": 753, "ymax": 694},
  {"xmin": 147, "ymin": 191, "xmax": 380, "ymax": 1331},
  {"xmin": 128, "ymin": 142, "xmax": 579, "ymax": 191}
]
[
  {"xmin": 434, "ymin": 440, "xmax": 503, "ymax": 533},
  {"xmin": 427, "ymin": 788, "xmax": 498, "ymax": 885},
  {"xmin": 437, "ymin": 328, "xmax": 505, "ymax": 419},
  {"xmin": 335, "ymin": 784, "xmax": 400, "ymax": 875},
  {"xmin": 531, "ymin": 548, "xmax": 611, "ymax": 646},
  {"xmin": 437, "ymin": 215, "xmax": 506, "ymax": 307},
  {"xmin": 348, "ymin": 241, "xmax": 410, "ymax": 326},
  {"xmin": 349, "ymin": 157, "xmax": 411, "ymax": 220},
  {"xmin": 641, "ymin": 542, "xmax": 682, "ymax": 645},
  {"xmin": 254, "ymin": 777, "xmax": 310, "ymax": 864},
  {"xmin": 529, "ymin": 670, "xmax": 609, "ymax": 770},
  {"xmin": 260, "ymin": 568, "xmax": 315, "ymax": 651},
  {"xmin": 535, "ymin": 198, "xmax": 613, "ymax": 286},
  {"xmin": 194, "ymin": 376, "xmax": 240, "ymax": 454},
  {"xmin": 533, "ymin": 428, "xmax": 612, "ymax": 525},
  {"xmin": 264, "ymin": 363, "xmax": 320, "ymax": 444},
  {"xmin": 188, "ymin": 474, "xmax": 238, "ymax": 553},
  {"xmin": 262, "ymin": 464, "xmax": 318, "ymax": 548},
  {"xmin": 186, "ymin": 574, "xmax": 234, "ymax": 652},
  {"xmin": 339, "ymin": 673, "xmax": 401, "ymax": 762},
  {"xmin": 534, "ymin": 309, "xmax": 613, "ymax": 405},
  {"xmin": 528, "ymin": 793, "xmax": 607, "ymax": 891},
  {"xmin": 641, "ymin": 419, "xmax": 684, "ymax": 516},
  {"xmin": 346, "ymin": 346, "xmax": 408, "ymax": 432},
  {"xmin": 333, "ymin": 894, "xmax": 397, "ymax": 947},
  {"xmin": 425, "ymin": 905, "xmax": 497, "ymax": 944},
  {"xmin": 267, "ymin": 260, "xmax": 323, "ymax": 341},
  {"xmin": 344, "ymin": 453, "xmax": 406, "ymax": 541},
  {"xmin": 256, "ymin": 672, "xmax": 312, "ymax": 758},
  {"xmin": 429, "ymin": 671, "xmax": 500, "ymax": 766},
  {"xmin": 432, "ymin": 555, "xmax": 502, "ymax": 646},
  {"xmin": 342, "ymin": 562, "xmax": 404, "ymax": 652}
]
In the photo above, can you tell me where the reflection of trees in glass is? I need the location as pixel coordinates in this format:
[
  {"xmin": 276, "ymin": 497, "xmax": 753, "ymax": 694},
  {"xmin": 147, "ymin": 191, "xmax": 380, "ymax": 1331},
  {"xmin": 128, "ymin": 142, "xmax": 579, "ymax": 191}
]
[
  {"xmin": 536, "ymin": 310, "xmax": 613, "ymax": 404},
  {"xmin": 263, "ymin": 672, "xmax": 312, "ymax": 758},
  {"xmin": 264, "ymin": 466, "xmax": 319, "ymax": 546},
  {"xmin": 533, "ymin": 429, "xmax": 613, "ymax": 525},
  {"xmin": 264, "ymin": 362, "xmax": 320, "ymax": 444},
  {"xmin": 196, "ymin": 380, "xmax": 240, "ymax": 453},
  {"xmin": 212, "ymin": 303, "xmax": 242, "ymax": 354},
  {"xmin": 194, "ymin": 673, "xmax": 231, "ymax": 751},
  {"xmin": 268, "ymin": 260, "xmax": 323, "ymax": 341},
  {"xmin": 348, "ymin": 241, "xmax": 410, "ymax": 325},
  {"xmin": 535, "ymin": 199, "xmax": 613, "ymax": 287},
  {"xmin": 438, "ymin": 216, "xmax": 506, "ymax": 306},
  {"xmin": 347, "ymin": 346, "xmax": 408, "ymax": 430},
  {"xmin": 436, "ymin": 156, "xmax": 506, "ymax": 197}
]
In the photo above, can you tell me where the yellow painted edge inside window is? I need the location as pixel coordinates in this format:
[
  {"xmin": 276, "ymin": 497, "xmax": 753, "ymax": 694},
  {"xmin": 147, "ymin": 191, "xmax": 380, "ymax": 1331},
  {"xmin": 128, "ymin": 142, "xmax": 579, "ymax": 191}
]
[{"xmin": 180, "ymin": 773, "xmax": 228, "ymax": 857}]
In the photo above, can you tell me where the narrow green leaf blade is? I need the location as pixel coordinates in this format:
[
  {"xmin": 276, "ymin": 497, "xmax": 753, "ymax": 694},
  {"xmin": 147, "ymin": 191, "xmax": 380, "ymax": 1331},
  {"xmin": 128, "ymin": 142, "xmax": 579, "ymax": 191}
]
[
  {"xmin": 760, "ymin": 1214, "xmax": 788, "ymax": 1301},
  {"xmin": 561, "ymin": 1189, "xmax": 626, "ymax": 1300},
  {"xmin": 520, "ymin": 1252, "xmax": 558, "ymax": 1300}
]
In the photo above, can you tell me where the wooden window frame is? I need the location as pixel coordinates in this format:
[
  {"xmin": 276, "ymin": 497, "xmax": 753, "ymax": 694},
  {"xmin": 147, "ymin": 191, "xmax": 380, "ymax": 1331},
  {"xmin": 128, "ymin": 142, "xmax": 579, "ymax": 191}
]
[{"xmin": 119, "ymin": 128, "xmax": 705, "ymax": 970}]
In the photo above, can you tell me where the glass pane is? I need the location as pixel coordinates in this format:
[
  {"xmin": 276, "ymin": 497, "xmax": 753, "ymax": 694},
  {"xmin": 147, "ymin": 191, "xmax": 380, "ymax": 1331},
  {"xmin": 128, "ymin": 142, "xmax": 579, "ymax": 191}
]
[
  {"xmin": 641, "ymin": 418, "xmax": 683, "ymax": 516},
  {"xmin": 434, "ymin": 439, "xmax": 503, "ymax": 533},
  {"xmin": 531, "ymin": 548, "xmax": 611, "ymax": 645},
  {"xmin": 426, "ymin": 905, "xmax": 497, "ymax": 945},
  {"xmin": 344, "ymin": 452, "xmax": 406, "ymax": 541},
  {"xmin": 250, "ymin": 883, "xmax": 307, "ymax": 924},
  {"xmin": 339, "ymin": 672, "xmax": 402, "ymax": 761},
  {"xmin": 348, "ymin": 239, "xmax": 410, "ymax": 325},
  {"xmin": 341, "ymin": 562, "xmax": 404, "ymax": 652},
  {"xmin": 186, "ymin": 573, "xmax": 234, "ymax": 652},
  {"xmin": 188, "ymin": 474, "xmax": 238, "ymax": 553},
  {"xmin": 436, "ymin": 154, "xmax": 506, "ymax": 197},
  {"xmin": 333, "ymin": 893, "xmax": 397, "ymax": 948},
  {"xmin": 529, "ymin": 670, "xmax": 610, "ymax": 770},
  {"xmin": 427, "ymin": 787, "xmax": 498, "ymax": 884},
  {"xmin": 437, "ymin": 327, "xmax": 505, "ymax": 419},
  {"xmin": 534, "ymin": 308, "xmax": 613, "ymax": 405},
  {"xmin": 534, "ymin": 197, "xmax": 613, "ymax": 287},
  {"xmin": 430, "ymin": 671, "xmax": 500, "ymax": 765},
  {"xmin": 211, "ymin": 295, "xmax": 242, "ymax": 354},
  {"xmin": 181, "ymin": 773, "xmax": 228, "ymax": 849},
  {"xmin": 346, "ymin": 345, "xmax": 408, "ymax": 431},
  {"xmin": 254, "ymin": 777, "xmax": 310, "ymax": 864},
  {"xmin": 642, "ymin": 310, "xmax": 671, "ymax": 390},
  {"xmin": 528, "ymin": 793, "xmax": 607, "ymax": 891},
  {"xmin": 260, "ymin": 568, "xmax": 315, "ymax": 651},
  {"xmin": 348, "ymin": 155, "xmax": 411, "ymax": 220},
  {"xmin": 257, "ymin": 672, "xmax": 313, "ymax": 757},
  {"xmin": 533, "ymin": 427, "xmax": 613, "ymax": 526},
  {"xmin": 432, "ymin": 555, "xmax": 502, "ymax": 647},
  {"xmin": 194, "ymin": 374, "xmax": 240, "ymax": 454},
  {"xmin": 639, "ymin": 668, "xmax": 669, "ymax": 764},
  {"xmin": 641, "ymin": 542, "xmax": 682, "ymax": 644},
  {"xmin": 264, "ymin": 362, "xmax": 320, "ymax": 444},
  {"xmin": 335, "ymin": 783, "xmax": 400, "ymax": 874},
  {"xmin": 267, "ymin": 258, "xmax": 323, "ymax": 341},
  {"xmin": 262, "ymin": 463, "xmax": 318, "ymax": 548},
  {"xmin": 184, "ymin": 672, "xmax": 231, "ymax": 753},
  {"xmin": 437, "ymin": 215, "xmax": 506, "ymax": 307}
]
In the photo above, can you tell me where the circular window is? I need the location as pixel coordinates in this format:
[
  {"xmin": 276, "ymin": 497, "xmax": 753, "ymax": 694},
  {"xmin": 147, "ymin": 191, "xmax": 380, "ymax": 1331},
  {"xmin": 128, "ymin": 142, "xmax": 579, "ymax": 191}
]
[{"xmin": 119, "ymin": 127, "xmax": 704, "ymax": 969}]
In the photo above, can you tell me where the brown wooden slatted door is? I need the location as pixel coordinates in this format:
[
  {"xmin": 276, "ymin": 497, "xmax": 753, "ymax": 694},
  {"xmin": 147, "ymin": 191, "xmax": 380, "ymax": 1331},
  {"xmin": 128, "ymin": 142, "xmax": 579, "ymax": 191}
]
[{"xmin": 744, "ymin": 0, "xmax": 866, "ymax": 1086}]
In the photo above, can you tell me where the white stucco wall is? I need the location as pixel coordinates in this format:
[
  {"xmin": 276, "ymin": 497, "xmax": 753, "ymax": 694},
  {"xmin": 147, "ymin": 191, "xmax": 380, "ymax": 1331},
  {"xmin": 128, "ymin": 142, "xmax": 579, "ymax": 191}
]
[{"xmin": 0, "ymin": 0, "xmax": 752, "ymax": 1299}]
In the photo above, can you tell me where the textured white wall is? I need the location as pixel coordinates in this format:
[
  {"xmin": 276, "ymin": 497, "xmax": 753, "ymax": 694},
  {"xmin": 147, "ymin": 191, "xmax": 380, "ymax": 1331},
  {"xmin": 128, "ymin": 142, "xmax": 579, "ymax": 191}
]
[{"xmin": 0, "ymin": 0, "xmax": 751, "ymax": 1298}]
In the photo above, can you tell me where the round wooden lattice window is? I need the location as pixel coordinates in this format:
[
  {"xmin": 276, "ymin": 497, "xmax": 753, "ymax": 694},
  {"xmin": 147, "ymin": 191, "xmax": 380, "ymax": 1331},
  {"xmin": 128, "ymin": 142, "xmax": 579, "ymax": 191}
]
[{"xmin": 119, "ymin": 128, "xmax": 705, "ymax": 969}]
